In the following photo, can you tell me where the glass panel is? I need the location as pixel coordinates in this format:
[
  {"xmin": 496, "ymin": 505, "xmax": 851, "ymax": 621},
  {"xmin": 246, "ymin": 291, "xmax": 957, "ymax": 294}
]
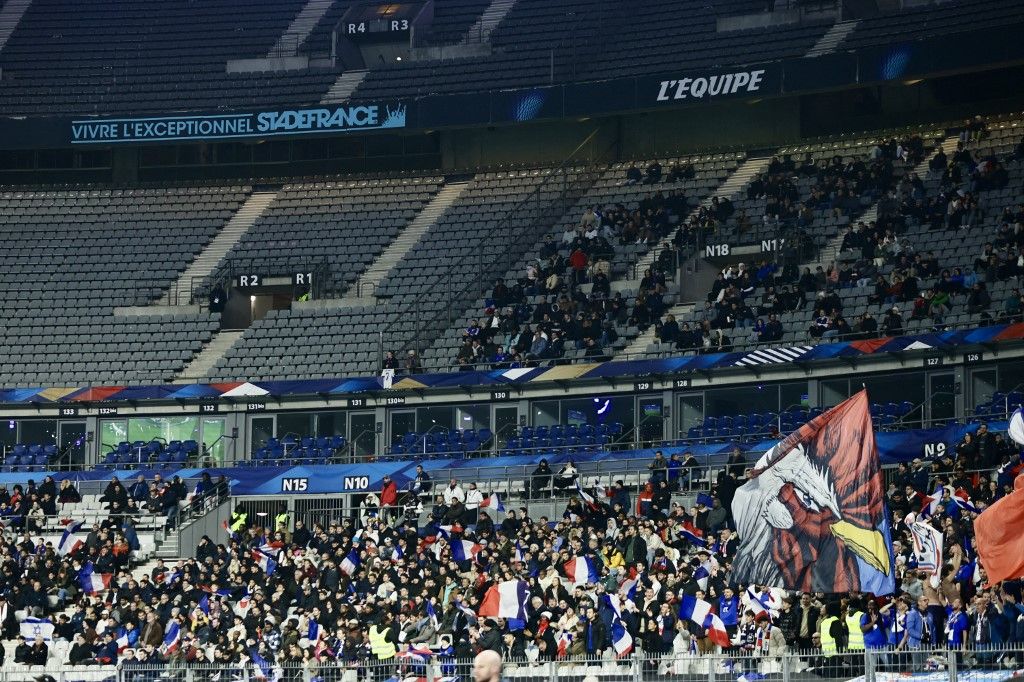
[
  {"xmin": 532, "ymin": 400, "xmax": 560, "ymax": 427},
  {"xmin": 58, "ymin": 422, "xmax": 87, "ymax": 468},
  {"xmin": 100, "ymin": 419, "xmax": 128, "ymax": 454},
  {"xmin": 560, "ymin": 397, "xmax": 633, "ymax": 433},
  {"xmin": 706, "ymin": 385, "xmax": 780, "ymax": 418},
  {"xmin": 636, "ymin": 398, "xmax": 664, "ymax": 445},
  {"xmin": 971, "ymin": 368, "xmax": 997, "ymax": 409},
  {"xmin": 314, "ymin": 412, "xmax": 346, "ymax": 437},
  {"xmin": 20, "ymin": 420, "xmax": 57, "ymax": 446},
  {"xmin": 416, "ymin": 406, "xmax": 454, "ymax": 434},
  {"xmin": 493, "ymin": 406, "xmax": 518, "ymax": 449},
  {"xmin": 350, "ymin": 412, "xmax": 377, "ymax": 459},
  {"xmin": 0, "ymin": 419, "xmax": 16, "ymax": 453},
  {"xmin": 127, "ymin": 416, "xmax": 199, "ymax": 445},
  {"xmin": 456, "ymin": 404, "xmax": 490, "ymax": 432},
  {"xmin": 202, "ymin": 418, "xmax": 227, "ymax": 466},
  {"xmin": 996, "ymin": 360, "xmax": 1024, "ymax": 393},
  {"xmin": 863, "ymin": 373, "xmax": 924, "ymax": 411},
  {"xmin": 677, "ymin": 394, "xmax": 704, "ymax": 441},
  {"xmin": 389, "ymin": 411, "xmax": 417, "ymax": 446},
  {"xmin": 251, "ymin": 417, "xmax": 275, "ymax": 451},
  {"xmin": 820, "ymin": 379, "xmax": 851, "ymax": 409},
  {"xmin": 779, "ymin": 382, "xmax": 810, "ymax": 413},
  {"xmin": 276, "ymin": 412, "xmax": 314, "ymax": 439},
  {"xmin": 928, "ymin": 373, "xmax": 955, "ymax": 426}
]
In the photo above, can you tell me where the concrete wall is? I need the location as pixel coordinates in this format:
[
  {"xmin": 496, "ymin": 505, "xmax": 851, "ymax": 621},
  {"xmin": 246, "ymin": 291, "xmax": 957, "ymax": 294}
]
[
  {"xmin": 617, "ymin": 97, "xmax": 802, "ymax": 157},
  {"xmin": 439, "ymin": 96, "xmax": 802, "ymax": 170},
  {"xmin": 440, "ymin": 120, "xmax": 619, "ymax": 170},
  {"xmin": 178, "ymin": 499, "xmax": 233, "ymax": 555}
]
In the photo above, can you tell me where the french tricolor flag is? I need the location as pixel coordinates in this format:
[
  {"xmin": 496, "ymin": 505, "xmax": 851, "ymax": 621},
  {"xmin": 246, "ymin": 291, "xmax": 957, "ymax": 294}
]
[
  {"xmin": 952, "ymin": 488, "xmax": 979, "ymax": 514},
  {"xmin": 563, "ymin": 556, "xmax": 599, "ymax": 586},
  {"xmin": 162, "ymin": 621, "xmax": 181, "ymax": 654},
  {"xmin": 451, "ymin": 539, "xmax": 482, "ymax": 563},
  {"xmin": 694, "ymin": 564, "xmax": 710, "ymax": 591},
  {"xmin": 610, "ymin": 618, "xmax": 633, "ymax": 657},
  {"xmin": 116, "ymin": 632, "xmax": 130, "ymax": 652},
  {"xmin": 479, "ymin": 493, "xmax": 504, "ymax": 512},
  {"xmin": 57, "ymin": 520, "xmax": 84, "ymax": 556},
  {"xmin": 575, "ymin": 482, "xmax": 598, "ymax": 509},
  {"xmin": 678, "ymin": 520, "xmax": 707, "ymax": 547},
  {"xmin": 513, "ymin": 541, "xmax": 526, "ymax": 563},
  {"xmin": 477, "ymin": 579, "xmax": 530, "ymax": 620},
  {"xmin": 340, "ymin": 548, "xmax": 360, "ymax": 576},
  {"xmin": 744, "ymin": 586, "xmax": 776, "ymax": 619},
  {"xmin": 252, "ymin": 549, "xmax": 277, "ymax": 576},
  {"xmin": 556, "ymin": 631, "xmax": 572, "ymax": 658},
  {"xmin": 678, "ymin": 595, "xmax": 730, "ymax": 648},
  {"xmin": 918, "ymin": 486, "xmax": 944, "ymax": 517},
  {"xmin": 78, "ymin": 561, "xmax": 111, "ymax": 594},
  {"xmin": 307, "ymin": 619, "xmax": 322, "ymax": 642}
]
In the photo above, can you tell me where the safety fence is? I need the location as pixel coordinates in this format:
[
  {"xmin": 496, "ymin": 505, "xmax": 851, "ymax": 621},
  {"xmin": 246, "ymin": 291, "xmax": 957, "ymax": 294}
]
[{"xmin": 48, "ymin": 645, "xmax": 1021, "ymax": 682}]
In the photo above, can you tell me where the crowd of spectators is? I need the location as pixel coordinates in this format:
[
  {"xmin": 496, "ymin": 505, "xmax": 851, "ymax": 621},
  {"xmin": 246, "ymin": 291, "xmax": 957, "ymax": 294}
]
[
  {"xmin": 442, "ymin": 184, "xmax": 694, "ymax": 370},
  {"xmin": 4, "ymin": 427, "xmax": 1018, "ymax": 678},
  {"xmin": 647, "ymin": 123, "xmax": 1024, "ymax": 350},
  {"xmin": 430, "ymin": 122, "xmax": 1024, "ymax": 370}
]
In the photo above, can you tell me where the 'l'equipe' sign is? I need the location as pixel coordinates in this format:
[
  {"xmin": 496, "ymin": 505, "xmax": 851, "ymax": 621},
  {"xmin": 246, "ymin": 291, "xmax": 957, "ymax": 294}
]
[{"xmin": 655, "ymin": 69, "xmax": 768, "ymax": 102}]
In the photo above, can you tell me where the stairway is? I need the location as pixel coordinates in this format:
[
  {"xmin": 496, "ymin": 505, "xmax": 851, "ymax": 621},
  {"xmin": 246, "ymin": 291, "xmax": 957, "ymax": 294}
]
[
  {"xmin": 621, "ymin": 303, "xmax": 698, "ymax": 358},
  {"xmin": 805, "ymin": 135, "xmax": 961, "ymax": 272},
  {"xmin": 461, "ymin": 0, "xmax": 517, "ymax": 43},
  {"xmin": 160, "ymin": 191, "xmax": 278, "ymax": 305},
  {"xmin": 321, "ymin": 70, "xmax": 368, "ymax": 104},
  {"xmin": 626, "ymin": 156, "xmax": 773, "ymax": 286},
  {"xmin": 0, "ymin": 0, "xmax": 32, "ymax": 53},
  {"xmin": 267, "ymin": 0, "xmax": 335, "ymax": 57},
  {"xmin": 348, "ymin": 182, "xmax": 470, "ymax": 301},
  {"xmin": 173, "ymin": 330, "xmax": 245, "ymax": 383},
  {"xmin": 805, "ymin": 19, "xmax": 859, "ymax": 58}
]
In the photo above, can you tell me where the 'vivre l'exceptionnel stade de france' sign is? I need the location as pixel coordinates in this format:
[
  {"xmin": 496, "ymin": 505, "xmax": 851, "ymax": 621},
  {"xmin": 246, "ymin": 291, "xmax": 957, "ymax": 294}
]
[{"xmin": 69, "ymin": 103, "xmax": 407, "ymax": 144}]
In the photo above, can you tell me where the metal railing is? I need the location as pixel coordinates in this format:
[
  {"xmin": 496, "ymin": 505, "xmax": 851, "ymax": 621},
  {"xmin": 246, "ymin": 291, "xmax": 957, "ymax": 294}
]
[
  {"xmin": 100, "ymin": 646, "xmax": 1024, "ymax": 682},
  {"xmin": 419, "ymin": 314, "xmax": 1021, "ymax": 375}
]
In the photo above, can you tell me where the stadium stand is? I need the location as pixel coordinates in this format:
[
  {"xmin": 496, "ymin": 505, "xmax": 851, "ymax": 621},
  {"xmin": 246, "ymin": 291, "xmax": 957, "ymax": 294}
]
[
  {"xmin": 214, "ymin": 175, "xmax": 445, "ymax": 296},
  {"xmin": 5, "ymin": 0, "xmax": 1024, "ymax": 678},
  {"xmin": 0, "ymin": 113, "xmax": 1020, "ymax": 387},
  {"xmin": 206, "ymin": 165, "xmax": 601, "ymax": 380},
  {"xmin": 0, "ymin": 0, "xmax": 341, "ymax": 116},
  {"xmin": 0, "ymin": 185, "xmax": 244, "ymax": 386},
  {"xmin": 2, "ymin": 0, "xmax": 1018, "ymax": 116}
]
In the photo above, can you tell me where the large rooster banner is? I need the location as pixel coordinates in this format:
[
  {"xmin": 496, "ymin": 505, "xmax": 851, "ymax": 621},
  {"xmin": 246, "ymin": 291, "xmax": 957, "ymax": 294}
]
[{"xmin": 731, "ymin": 390, "xmax": 896, "ymax": 594}]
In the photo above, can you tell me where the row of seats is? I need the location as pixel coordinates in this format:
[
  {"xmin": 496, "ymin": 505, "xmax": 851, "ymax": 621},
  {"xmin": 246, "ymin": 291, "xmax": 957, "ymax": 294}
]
[
  {"xmin": 98, "ymin": 440, "xmax": 200, "ymax": 468},
  {"xmin": 244, "ymin": 435, "xmax": 348, "ymax": 465},
  {"xmin": 973, "ymin": 391, "xmax": 1024, "ymax": 419},
  {"xmin": 387, "ymin": 428, "xmax": 494, "ymax": 458},
  {"xmin": 1, "ymin": 443, "xmax": 59, "ymax": 471},
  {"xmin": 498, "ymin": 422, "xmax": 625, "ymax": 458}
]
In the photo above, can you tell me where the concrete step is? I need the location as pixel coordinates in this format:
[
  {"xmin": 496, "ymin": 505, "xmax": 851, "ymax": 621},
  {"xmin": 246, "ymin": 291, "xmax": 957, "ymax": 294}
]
[
  {"xmin": 620, "ymin": 303, "xmax": 697, "ymax": 357},
  {"xmin": 462, "ymin": 0, "xmax": 518, "ymax": 43},
  {"xmin": 346, "ymin": 181, "xmax": 471, "ymax": 302},
  {"xmin": 321, "ymin": 70, "xmax": 368, "ymax": 104},
  {"xmin": 160, "ymin": 191, "xmax": 278, "ymax": 305},
  {"xmin": 805, "ymin": 135, "xmax": 960, "ymax": 272},
  {"xmin": 173, "ymin": 330, "xmax": 245, "ymax": 383},
  {"xmin": 623, "ymin": 155, "xmax": 772, "ymax": 286},
  {"xmin": 267, "ymin": 0, "xmax": 335, "ymax": 56},
  {"xmin": 805, "ymin": 19, "xmax": 859, "ymax": 57},
  {"xmin": 0, "ymin": 0, "xmax": 32, "ymax": 52}
]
